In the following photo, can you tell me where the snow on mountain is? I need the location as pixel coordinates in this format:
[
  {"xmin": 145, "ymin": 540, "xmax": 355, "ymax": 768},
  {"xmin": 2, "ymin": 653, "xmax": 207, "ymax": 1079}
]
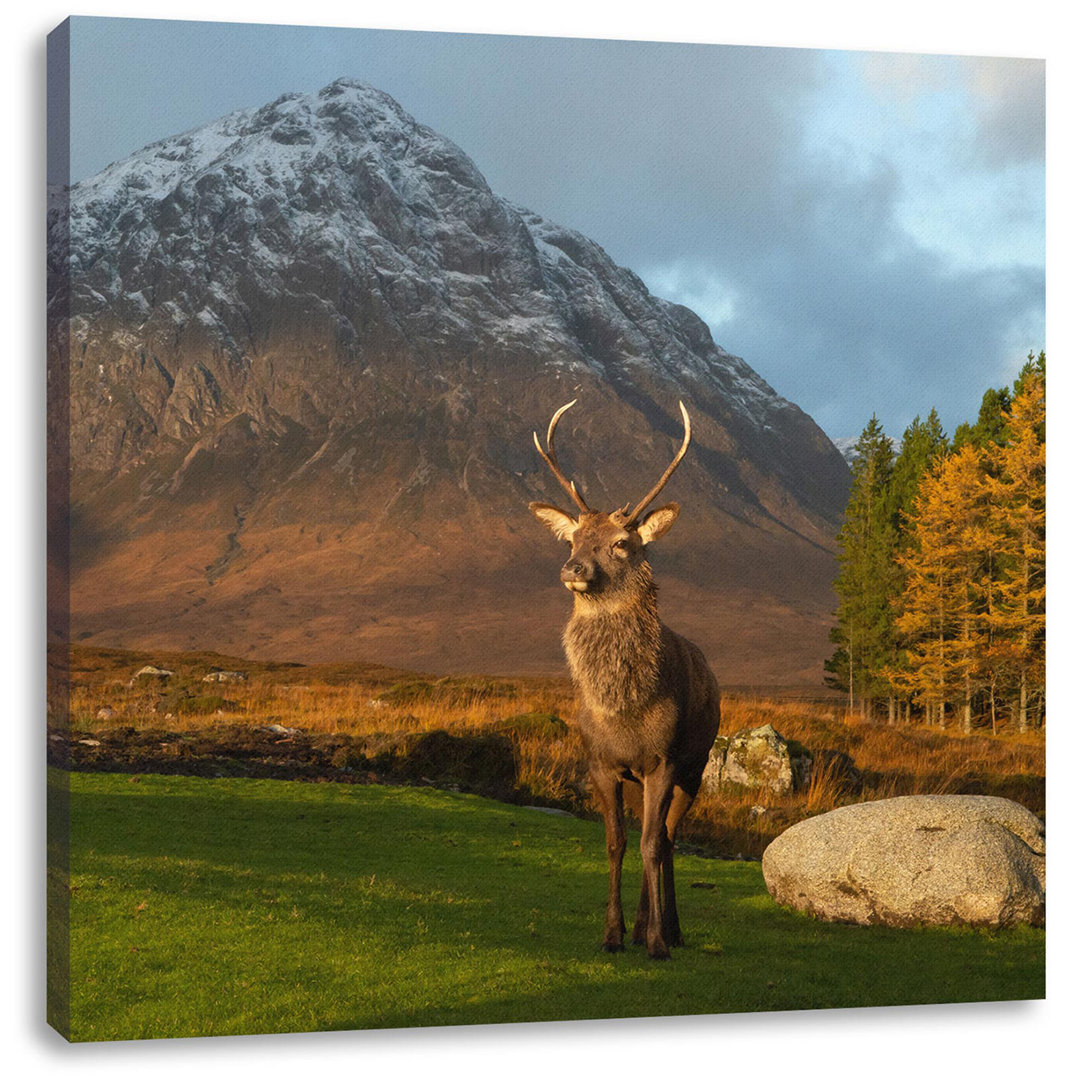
[
  {"xmin": 54, "ymin": 80, "xmax": 797, "ymax": 439},
  {"xmin": 831, "ymin": 435, "xmax": 899, "ymax": 467},
  {"xmin": 831, "ymin": 437, "xmax": 859, "ymax": 466},
  {"xmin": 48, "ymin": 78, "xmax": 851, "ymax": 682}
]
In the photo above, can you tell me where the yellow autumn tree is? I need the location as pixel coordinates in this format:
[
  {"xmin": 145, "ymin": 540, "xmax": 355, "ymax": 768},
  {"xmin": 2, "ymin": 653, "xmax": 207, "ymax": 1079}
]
[
  {"xmin": 990, "ymin": 370, "xmax": 1046, "ymax": 730},
  {"xmin": 894, "ymin": 446, "xmax": 988, "ymax": 729},
  {"xmin": 893, "ymin": 358, "xmax": 1045, "ymax": 734}
]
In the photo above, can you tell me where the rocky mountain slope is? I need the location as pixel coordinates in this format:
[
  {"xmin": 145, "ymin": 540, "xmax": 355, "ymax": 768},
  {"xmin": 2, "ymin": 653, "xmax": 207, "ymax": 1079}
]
[{"xmin": 48, "ymin": 78, "xmax": 851, "ymax": 683}]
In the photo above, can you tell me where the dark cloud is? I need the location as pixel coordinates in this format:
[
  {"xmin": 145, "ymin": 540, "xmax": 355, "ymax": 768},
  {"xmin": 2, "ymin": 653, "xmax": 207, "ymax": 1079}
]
[
  {"xmin": 637, "ymin": 145, "xmax": 1045, "ymax": 440},
  {"xmin": 379, "ymin": 37, "xmax": 1044, "ymax": 440},
  {"xmin": 425, "ymin": 43, "xmax": 1044, "ymax": 441}
]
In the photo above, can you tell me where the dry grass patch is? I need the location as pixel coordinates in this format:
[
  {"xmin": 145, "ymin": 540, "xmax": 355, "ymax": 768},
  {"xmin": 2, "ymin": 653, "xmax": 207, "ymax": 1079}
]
[
  {"xmin": 58, "ymin": 646, "xmax": 1043, "ymax": 858},
  {"xmin": 677, "ymin": 695, "xmax": 1044, "ymax": 857}
]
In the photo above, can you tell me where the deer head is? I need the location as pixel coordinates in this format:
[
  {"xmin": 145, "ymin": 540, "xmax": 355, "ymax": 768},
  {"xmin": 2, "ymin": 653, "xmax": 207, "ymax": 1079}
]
[{"xmin": 529, "ymin": 400, "xmax": 691, "ymax": 597}]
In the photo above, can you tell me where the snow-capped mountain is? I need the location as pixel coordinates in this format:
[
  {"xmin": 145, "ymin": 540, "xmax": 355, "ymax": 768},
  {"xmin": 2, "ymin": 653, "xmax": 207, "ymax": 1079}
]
[
  {"xmin": 831, "ymin": 435, "xmax": 899, "ymax": 467},
  {"xmin": 831, "ymin": 437, "xmax": 860, "ymax": 466},
  {"xmin": 48, "ymin": 79, "xmax": 850, "ymax": 682}
]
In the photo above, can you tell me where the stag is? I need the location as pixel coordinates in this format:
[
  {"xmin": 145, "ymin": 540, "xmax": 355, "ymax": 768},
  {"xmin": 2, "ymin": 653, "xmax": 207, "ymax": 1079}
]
[{"xmin": 529, "ymin": 400, "xmax": 722, "ymax": 960}]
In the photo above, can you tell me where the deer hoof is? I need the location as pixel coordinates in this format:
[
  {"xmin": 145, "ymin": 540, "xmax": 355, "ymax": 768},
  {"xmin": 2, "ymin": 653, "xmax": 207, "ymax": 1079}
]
[
  {"xmin": 601, "ymin": 941, "xmax": 625, "ymax": 953},
  {"xmin": 647, "ymin": 944, "xmax": 671, "ymax": 961}
]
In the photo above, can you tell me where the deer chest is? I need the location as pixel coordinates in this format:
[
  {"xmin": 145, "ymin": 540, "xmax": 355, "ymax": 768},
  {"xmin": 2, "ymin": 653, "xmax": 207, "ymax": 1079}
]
[{"xmin": 575, "ymin": 698, "xmax": 680, "ymax": 773}]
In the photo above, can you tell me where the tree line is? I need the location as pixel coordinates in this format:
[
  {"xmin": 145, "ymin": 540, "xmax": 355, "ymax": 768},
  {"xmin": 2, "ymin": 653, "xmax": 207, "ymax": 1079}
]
[{"xmin": 826, "ymin": 352, "xmax": 1045, "ymax": 733}]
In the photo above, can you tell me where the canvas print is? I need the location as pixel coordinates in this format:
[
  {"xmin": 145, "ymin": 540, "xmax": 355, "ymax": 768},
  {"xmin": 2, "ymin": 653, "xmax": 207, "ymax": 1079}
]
[{"xmin": 46, "ymin": 16, "xmax": 1046, "ymax": 1041}]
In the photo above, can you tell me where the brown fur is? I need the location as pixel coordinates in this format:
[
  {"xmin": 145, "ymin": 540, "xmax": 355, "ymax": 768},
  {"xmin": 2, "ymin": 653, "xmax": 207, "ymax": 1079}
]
[{"xmin": 530, "ymin": 502, "xmax": 722, "ymax": 959}]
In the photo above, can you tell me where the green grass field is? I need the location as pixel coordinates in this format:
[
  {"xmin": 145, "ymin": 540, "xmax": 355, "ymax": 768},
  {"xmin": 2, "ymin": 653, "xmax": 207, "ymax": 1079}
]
[{"xmin": 53, "ymin": 770, "xmax": 1044, "ymax": 1041}]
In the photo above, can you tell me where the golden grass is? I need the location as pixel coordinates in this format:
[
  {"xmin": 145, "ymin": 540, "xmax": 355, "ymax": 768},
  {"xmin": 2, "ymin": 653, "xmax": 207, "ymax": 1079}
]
[
  {"xmin": 674, "ymin": 694, "xmax": 1045, "ymax": 856},
  {"xmin": 58, "ymin": 645, "xmax": 1044, "ymax": 858}
]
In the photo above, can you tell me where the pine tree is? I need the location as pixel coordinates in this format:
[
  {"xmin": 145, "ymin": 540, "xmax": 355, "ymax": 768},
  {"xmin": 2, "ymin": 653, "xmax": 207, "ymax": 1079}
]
[
  {"xmin": 953, "ymin": 387, "xmax": 1011, "ymax": 451},
  {"xmin": 893, "ymin": 463, "xmax": 952, "ymax": 725},
  {"xmin": 994, "ymin": 367, "xmax": 1046, "ymax": 730},
  {"xmin": 890, "ymin": 410, "xmax": 948, "ymax": 519},
  {"xmin": 832, "ymin": 352, "xmax": 1045, "ymax": 732},
  {"xmin": 884, "ymin": 411, "xmax": 948, "ymax": 720},
  {"xmin": 1013, "ymin": 350, "xmax": 1046, "ymax": 398},
  {"xmin": 828, "ymin": 416, "xmax": 896, "ymax": 717},
  {"xmin": 893, "ymin": 354, "xmax": 1046, "ymax": 733},
  {"xmin": 895, "ymin": 446, "xmax": 989, "ymax": 730}
]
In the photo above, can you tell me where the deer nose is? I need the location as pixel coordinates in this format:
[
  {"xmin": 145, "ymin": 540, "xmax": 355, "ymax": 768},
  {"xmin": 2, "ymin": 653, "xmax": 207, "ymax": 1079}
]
[{"xmin": 561, "ymin": 559, "xmax": 593, "ymax": 583}]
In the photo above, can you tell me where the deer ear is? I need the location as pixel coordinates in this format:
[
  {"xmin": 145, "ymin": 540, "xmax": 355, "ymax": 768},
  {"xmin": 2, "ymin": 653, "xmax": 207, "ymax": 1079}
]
[
  {"xmin": 529, "ymin": 502, "xmax": 578, "ymax": 542},
  {"xmin": 637, "ymin": 503, "xmax": 680, "ymax": 545}
]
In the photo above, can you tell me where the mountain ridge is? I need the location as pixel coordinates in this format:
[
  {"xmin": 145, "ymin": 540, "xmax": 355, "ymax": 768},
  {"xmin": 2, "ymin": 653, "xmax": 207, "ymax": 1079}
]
[{"xmin": 49, "ymin": 78, "xmax": 850, "ymax": 683}]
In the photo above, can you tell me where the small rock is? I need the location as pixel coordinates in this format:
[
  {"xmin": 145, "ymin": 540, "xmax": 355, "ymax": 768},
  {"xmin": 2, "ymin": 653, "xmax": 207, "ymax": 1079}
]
[
  {"xmin": 262, "ymin": 723, "xmax": 300, "ymax": 736},
  {"xmin": 202, "ymin": 670, "xmax": 248, "ymax": 683},
  {"xmin": 723, "ymin": 725, "xmax": 798, "ymax": 794},
  {"xmin": 77, "ymin": 738, "xmax": 101, "ymax": 747},
  {"xmin": 130, "ymin": 665, "xmax": 173, "ymax": 685},
  {"xmin": 701, "ymin": 735, "xmax": 729, "ymax": 793},
  {"xmin": 704, "ymin": 724, "xmax": 804, "ymax": 795}
]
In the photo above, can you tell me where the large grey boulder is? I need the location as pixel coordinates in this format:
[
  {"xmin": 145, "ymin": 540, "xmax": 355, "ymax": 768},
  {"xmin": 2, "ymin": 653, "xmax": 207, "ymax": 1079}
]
[
  {"xmin": 702, "ymin": 724, "xmax": 812, "ymax": 795},
  {"xmin": 762, "ymin": 795, "xmax": 1045, "ymax": 928}
]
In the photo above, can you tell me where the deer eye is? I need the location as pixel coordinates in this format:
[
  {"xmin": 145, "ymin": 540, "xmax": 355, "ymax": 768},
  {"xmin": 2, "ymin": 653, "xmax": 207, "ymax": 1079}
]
[{"xmin": 612, "ymin": 539, "xmax": 630, "ymax": 553}]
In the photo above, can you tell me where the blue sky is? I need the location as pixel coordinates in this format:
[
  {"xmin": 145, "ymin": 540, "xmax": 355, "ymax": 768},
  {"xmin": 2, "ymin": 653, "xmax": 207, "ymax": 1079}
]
[{"xmin": 60, "ymin": 16, "xmax": 1045, "ymax": 441}]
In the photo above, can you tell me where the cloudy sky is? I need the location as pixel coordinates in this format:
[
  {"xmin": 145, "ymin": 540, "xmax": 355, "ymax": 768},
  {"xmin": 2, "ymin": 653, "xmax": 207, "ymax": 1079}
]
[{"xmin": 61, "ymin": 16, "xmax": 1045, "ymax": 442}]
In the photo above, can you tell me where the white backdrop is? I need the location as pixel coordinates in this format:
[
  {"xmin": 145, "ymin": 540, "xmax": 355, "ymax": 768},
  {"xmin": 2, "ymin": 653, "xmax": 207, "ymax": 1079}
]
[{"xmin": 7, "ymin": 2, "xmax": 1075, "ymax": 1077}]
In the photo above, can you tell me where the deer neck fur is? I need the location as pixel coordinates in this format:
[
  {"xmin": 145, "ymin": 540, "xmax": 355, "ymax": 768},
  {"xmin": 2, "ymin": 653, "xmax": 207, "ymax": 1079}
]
[{"xmin": 562, "ymin": 563, "xmax": 663, "ymax": 716}]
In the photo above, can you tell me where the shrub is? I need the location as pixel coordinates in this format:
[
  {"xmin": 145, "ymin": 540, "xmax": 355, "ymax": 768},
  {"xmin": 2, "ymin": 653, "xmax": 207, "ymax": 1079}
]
[
  {"xmin": 160, "ymin": 692, "xmax": 236, "ymax": 716},
  {"xmin": 392, "ymin": 730, "xmax": 518, "ymax": 801},
  {"xmin": 495, "ymin": 712, "xmax": 569, "ymax": 739},
  {"xmin": 376, "ymin": 677, "xmax": 518, "ymax": 708}
]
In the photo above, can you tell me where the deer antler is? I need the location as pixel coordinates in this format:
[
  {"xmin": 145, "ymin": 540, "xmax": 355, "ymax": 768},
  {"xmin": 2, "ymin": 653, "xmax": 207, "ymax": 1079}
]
[
  {"xmin": 533, "ymin": 400, "xmax": 591, "ymax": 513},
  {"xmin": 626, "ymin": 401, "xmax": 691, "ymax": 526}
]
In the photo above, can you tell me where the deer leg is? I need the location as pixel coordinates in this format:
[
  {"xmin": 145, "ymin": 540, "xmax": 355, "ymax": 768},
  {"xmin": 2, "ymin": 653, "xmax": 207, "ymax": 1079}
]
[
  {"xmin": 640, "ymin": 765, "xmax": 676, "ymax": 960},
  {"xmin": 635, "ymin": 777, "xmax": 683, "ymax": 946},
  {"xmin": 620, "ymin": 782, "xmax": 648, "ymax": 945},
  {"xmin": 660, "ymin": 785, "xmax": 695, "ymax": 947},
  {"xmin": 660, "ymin": 846, "xmax": 680, "ymax": 947},
  {"xmin": 631, "ymin": 874, "xmax": 649, "ymax": 945},
  {"xmin": 591, "ymin": 768, "xmax": 626, "ymax": 952}
]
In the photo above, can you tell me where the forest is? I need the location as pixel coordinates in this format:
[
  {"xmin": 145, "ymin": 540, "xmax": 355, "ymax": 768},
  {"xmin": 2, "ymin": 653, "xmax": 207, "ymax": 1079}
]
[{"xmin": 826, "ymin": 352, "xmax": 1045, "ymax": 734}]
